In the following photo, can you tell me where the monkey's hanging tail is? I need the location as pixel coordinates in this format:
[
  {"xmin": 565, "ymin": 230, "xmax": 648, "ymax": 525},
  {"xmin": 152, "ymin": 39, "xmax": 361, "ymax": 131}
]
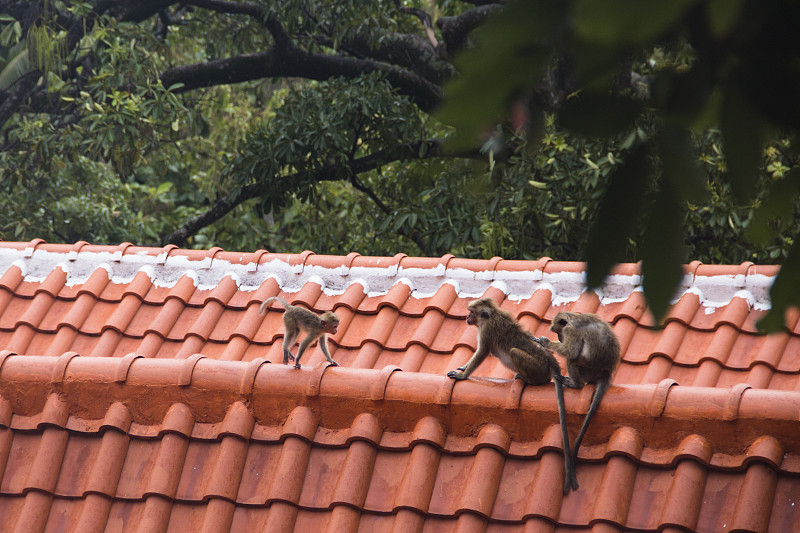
[{"xmin": 554, "ymin": 374, "xmax": 578, "ymax": 494}]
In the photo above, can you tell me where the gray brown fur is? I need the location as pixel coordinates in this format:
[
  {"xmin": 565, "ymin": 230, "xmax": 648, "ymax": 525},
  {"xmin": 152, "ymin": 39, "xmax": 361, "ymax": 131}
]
[
  {"xmin": 535, "ymin": 311, "xmax": 621, "ymax": 494},
  {"xmin": 541, "ymin": 311, "xmax": 620, "ymax": 388},
  {"xmin": 259, "ymin": 296, "xmax": 339, "ymax": 368},
  {"xmin": 447, "ymin": 297, "xmax": 561, "ymax": 385}
]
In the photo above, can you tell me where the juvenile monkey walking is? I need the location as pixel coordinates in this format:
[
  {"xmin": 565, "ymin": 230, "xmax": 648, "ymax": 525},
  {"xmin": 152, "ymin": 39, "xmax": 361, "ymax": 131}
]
[
  {"xmin": 536, "ymin": 311, "xmax": 620, "ymax": 494},
  {"xmin": 447, "ymin": 298, "xmax": 573, "ymax": 492},
  {"xmin": 259, "ymin": 297, "xmax": 340, "ymax": 369}
]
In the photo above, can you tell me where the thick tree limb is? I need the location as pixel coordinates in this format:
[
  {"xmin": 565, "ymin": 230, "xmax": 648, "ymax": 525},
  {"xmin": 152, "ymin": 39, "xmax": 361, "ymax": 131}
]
[
  {"xmin": 160, "ymin": 45, "xmax": 443, "ymax": 112},
  {"xmin": 338, "ymin": 32, "xmax": 456, "ymax": 85},
  {"xmin": 164, "ymin": 139, "xmax": 474, "ymax": 247},
  {"xmin": 185, "ymin": 0, "xmax": 291, "ymax": 47},
  {"xmin": 437, "ymin": 4, "xmax": 503, "ymax": 57}
]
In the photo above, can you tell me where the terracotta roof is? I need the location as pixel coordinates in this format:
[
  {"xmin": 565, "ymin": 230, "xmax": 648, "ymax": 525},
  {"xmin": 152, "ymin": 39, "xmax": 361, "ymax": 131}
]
[{"xmin": 0, "ymin": 240, "xmax": 797, "ymax": 532}]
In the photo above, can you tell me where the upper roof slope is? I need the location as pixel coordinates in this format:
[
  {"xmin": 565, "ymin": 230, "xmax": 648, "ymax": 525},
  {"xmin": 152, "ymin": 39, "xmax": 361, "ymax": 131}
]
[
  {"xmin": 0, "ymin": 240, "xmax": 789, "ymax": 388},
  {"xmin": 0, "ymin": 240, "xmax": 796, "ymax": 533}
]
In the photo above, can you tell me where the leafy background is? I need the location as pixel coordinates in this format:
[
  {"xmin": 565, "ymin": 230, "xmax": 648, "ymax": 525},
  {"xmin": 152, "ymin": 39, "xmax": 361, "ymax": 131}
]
[{"xmin": 0, "ymin": 0, "xmax": 798, "ymax": 328}]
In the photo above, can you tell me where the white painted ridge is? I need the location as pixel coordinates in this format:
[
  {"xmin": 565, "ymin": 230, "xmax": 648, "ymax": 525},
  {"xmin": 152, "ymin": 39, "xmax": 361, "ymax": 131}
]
[{"xmin": 0, "ymin": 247, "xmax": 776, "ymax": 309}]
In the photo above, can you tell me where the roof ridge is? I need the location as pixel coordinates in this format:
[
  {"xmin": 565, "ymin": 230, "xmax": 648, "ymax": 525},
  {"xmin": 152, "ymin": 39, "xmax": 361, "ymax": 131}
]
[
  {"xmin": 1, "ymin": 355, "xmax": 798, "ymax": 466},
  {"xmin": 0, "ymin": 241, "xmax": 778, "ymax": 312}
]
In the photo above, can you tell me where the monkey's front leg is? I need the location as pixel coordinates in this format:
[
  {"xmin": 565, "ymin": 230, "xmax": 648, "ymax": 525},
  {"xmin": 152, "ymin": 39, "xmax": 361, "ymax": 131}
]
[
  {"xmin": 448, "ymin": 346, "xmax": 488, "ymax": 381},
  {"xmin": 318, "ymin": 336, "xmax": 339, "ymax": 367}
]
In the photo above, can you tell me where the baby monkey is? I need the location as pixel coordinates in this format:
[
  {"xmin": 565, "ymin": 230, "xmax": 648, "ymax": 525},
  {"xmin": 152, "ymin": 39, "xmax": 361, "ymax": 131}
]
[
  {"xmin": 259, "ymin": 296, "xmax": 340, "ymax": 369},
  {"xmin": 535, "ymin": 311, "xmax": 620, "ymax": 494},
  {"xmin": 448, "ymin": 298, "xmax": 573, "ymax": 493}
]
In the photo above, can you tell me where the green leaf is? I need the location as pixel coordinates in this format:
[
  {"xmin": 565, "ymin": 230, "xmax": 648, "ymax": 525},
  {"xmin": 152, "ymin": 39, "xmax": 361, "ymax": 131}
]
[
  {"xmin": 585, "ymin": 142, "xmax": 650, "ymax": 287},
  {"xmin": 560, "ymin": 93, "xmax": 643, "ymax": 137},
  {"xmin": 720, "ymin": 84, "xmax": 764, "ymax": 201},
  {"xmin": 641, "ymin": 182, "xmax": 685, "ymax": 323},
  {"xmin": 573, "ymin": 0, "xmax": 698, "ymax": 45},
  {"xmin": 436, "ymin": 1, "xmax": 563, "ymax": 150},
  {"xmin": 707, "ymin": 0, "xmax": 744, "ymax": 38},
  {"xmin": 0, "ymin": 46, "xmax": 30, "ymax": 90},
  {"xmin": 759, "ymin": 238, "xmax": 800, "ymax": 332},
  {"xmin": 748, "ymin": 168, "xmax": 800, "ymax": 244},
  {"xmin": 657, "ymin": 127, "xmax": 706, "ymax": 203}
]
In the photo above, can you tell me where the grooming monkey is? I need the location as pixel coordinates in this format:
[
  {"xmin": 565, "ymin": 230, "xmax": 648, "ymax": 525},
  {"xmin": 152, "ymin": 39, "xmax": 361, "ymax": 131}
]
[
  {"xmin": 447, "ymin": 298, "xmax": 574, "ymax": 492},
  {"xmin": 535, "ymin": 311, "xmax": 620, "ymax": 494},
  {"xmin": 259, "ymin": 297, "xmax": 340, "ymax": 368}
]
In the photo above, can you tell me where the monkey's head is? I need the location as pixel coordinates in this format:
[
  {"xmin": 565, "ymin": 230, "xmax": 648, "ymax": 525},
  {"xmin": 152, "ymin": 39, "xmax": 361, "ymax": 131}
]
[
  {"xmin": 466, "ymin": 298, "xmax": 497, "ymax": 326},
  {"xmin": 550, "ymin": 311, "xmax": 577, "ymax": 342},
  {"xmin": 320, "ymin": 311, "xmax": 339, "ymax": 335}
]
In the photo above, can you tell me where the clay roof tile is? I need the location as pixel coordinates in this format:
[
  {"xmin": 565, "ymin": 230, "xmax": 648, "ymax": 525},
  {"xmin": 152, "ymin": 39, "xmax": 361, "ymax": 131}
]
[{"xmin": 0, "ymin": 242, "xmax": 796, "ymax": 531}]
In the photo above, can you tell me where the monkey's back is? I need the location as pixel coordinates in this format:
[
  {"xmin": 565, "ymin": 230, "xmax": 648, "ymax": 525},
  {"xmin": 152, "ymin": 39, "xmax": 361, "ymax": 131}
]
[
  {"xmin": 490, "ymin": 316, "xmax": 560, "ymax": 382},
  {"xmin": 566, "ymin": 317, "xmax": 620, "ymax": 384},
  {"xmin": 284, "ymin": 306, "xmax": 322, "ymax": 332}
]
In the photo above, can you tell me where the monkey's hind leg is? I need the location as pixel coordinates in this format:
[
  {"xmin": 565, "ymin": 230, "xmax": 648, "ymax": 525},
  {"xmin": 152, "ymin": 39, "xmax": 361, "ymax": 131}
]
[
  {"xmin": 508, "ymin": 347, "xmax": 550, "ymax": 385},
  {"xmin": 281, "ymin": 321, "xmax": 299, "ymax": 366},
  {"xmin": 554, "ymin": 375, "xmax": 578, "ymax": 494}
]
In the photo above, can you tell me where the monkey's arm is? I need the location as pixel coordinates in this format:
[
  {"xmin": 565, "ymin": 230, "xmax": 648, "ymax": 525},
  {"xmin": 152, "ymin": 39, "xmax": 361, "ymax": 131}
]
[
  {"xmin": 448, "ymin": 343, "xmax": 489, "ymax": 380},
  {"xmin": 535, "ymin": 334, "xmax": 585, "ymax": 363},
  {"xmin": 533, "ymin": 336, "xmax": 584, "ymax": 389},
  {"xmin": 318, "ymin": 335, "xmax": 339, "ymax": 366}
]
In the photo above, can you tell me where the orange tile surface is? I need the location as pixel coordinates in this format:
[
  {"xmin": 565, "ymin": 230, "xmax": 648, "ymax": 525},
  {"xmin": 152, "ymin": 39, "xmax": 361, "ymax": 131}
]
[{"xmin": 0, "ymin": 241, "xmax": 797, "ymax": 532}]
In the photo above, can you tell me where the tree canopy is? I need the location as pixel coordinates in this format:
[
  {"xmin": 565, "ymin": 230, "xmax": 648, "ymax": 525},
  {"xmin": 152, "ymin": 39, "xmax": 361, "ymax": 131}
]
[{"xmin": 0, "ymin": 0, "xmax": 799, "ymax": 329}]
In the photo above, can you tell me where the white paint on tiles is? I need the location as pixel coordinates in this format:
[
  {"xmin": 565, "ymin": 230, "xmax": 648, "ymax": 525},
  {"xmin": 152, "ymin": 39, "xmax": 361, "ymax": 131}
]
[{"xmin": 0, "ymin": 247, "xmax": 777, "ymax": 310}]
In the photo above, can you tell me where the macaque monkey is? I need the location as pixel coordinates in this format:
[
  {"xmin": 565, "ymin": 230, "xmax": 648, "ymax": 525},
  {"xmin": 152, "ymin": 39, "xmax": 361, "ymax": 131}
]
[
  {"xmin": 535, "ymin": 311, "xmax": 620, "ymax": 494},
  {"xmin": 447, "ymin": 298, "xmax": 573, "ymax": 493},
  {"xmin": 259, "ymin": 296, "xmax": 339, "ymax": 369}
]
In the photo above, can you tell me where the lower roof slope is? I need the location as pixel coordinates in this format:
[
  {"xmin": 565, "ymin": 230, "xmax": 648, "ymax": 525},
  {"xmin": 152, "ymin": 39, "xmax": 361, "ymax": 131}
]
[{"xmin": 0, "ymin": 240, "xmax": 796, "ymax": 532}]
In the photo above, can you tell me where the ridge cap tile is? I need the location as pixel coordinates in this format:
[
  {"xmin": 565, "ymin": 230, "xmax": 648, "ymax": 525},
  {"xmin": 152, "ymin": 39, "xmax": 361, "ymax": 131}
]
[
  {"xmin": 239, "ymin": 357, "xmax": 270, "ymax": 395},
  {"xmin": 179, "ymin": 353, "xmax": 206, "ymax": 386},
  {"xmin": 51, "ymin": 351, "xmax": 80, "ymax": 383},
  {"xmin": 115, "ymin": 353, "xmax": 143, "ymax": 382}
]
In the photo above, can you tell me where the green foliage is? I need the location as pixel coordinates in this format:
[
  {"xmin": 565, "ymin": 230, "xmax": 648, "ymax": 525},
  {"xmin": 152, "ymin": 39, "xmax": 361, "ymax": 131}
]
[
  {"xmin": 228, "ymin": 73, "xmax": 425, "ymax": 211},
  {"xmin": 437, "ymin": 0, "xmax": 800, "ymax": 329},
  {"xmin": 0, "ymin": 12, "xmax": 193, "ymax": 243},
  {"xmin": 3, "ymin": 1, "xmax": 800, "ymax": 332}
]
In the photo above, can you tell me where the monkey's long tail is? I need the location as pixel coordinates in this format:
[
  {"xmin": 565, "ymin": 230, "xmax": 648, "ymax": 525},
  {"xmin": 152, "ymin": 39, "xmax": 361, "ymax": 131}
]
[{"xmin": 259, "ymin": 296, "xmax": 290, "ymax": 315}]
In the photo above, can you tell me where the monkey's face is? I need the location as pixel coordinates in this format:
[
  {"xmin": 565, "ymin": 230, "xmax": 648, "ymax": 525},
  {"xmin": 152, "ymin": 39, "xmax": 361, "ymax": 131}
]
[
  {"xmin": 466, "ymin": 302, "xmax": 490, "ymax": 326},
  {"xmin": 322, "ymin": 320, "xmax": 339, "ymax": 335},
  {"xmin": 550, "ymin": 313, "xmax": 570, "ymax": 342}
]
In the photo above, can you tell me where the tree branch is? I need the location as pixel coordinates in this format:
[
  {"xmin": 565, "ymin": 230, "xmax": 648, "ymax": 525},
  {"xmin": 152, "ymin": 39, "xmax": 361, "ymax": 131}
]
[
  {"xmin": 163, "ymin": 139, "xmax": 473, "ymax": 246},
  {"xmin": 436, "ymin": 4, "xmax": 502, "ymax": 57},
  {"xmin": 349, "ymin": 174, "xmax": 430, "ymax": 254},
  {"xmin": 184, "ymin": 0, "xmax": 291, "ymax": 47},
  {"xmin": 394, "ymin": 0, "xmax": 438, "ymax": 49},
  {"xmin": 160, "ymin": 46, "xmax": 442, "ymax": 112}
]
